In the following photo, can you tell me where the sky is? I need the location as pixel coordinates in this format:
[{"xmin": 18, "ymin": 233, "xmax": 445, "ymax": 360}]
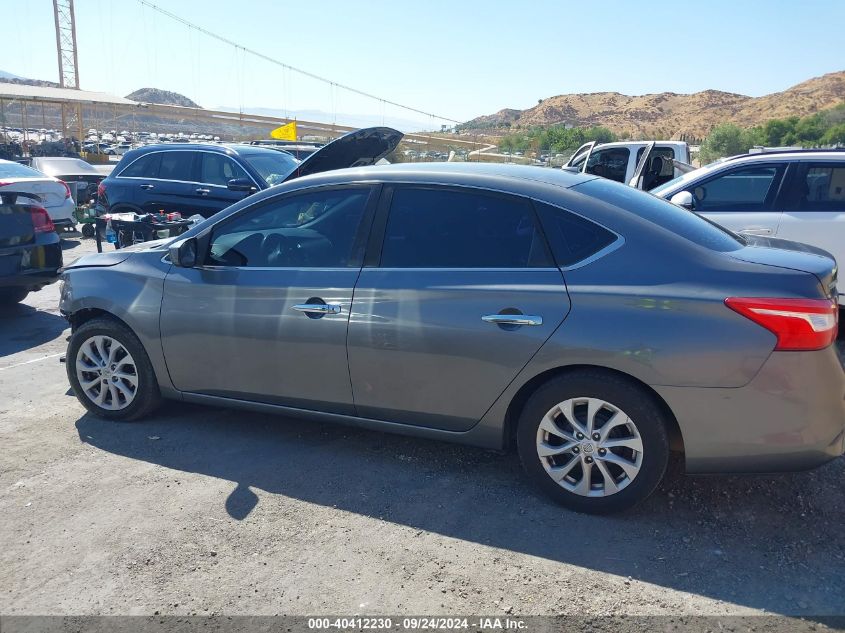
[{"xmin": 3, "ymin": 0, "xmax": 844, "ymax": 130}]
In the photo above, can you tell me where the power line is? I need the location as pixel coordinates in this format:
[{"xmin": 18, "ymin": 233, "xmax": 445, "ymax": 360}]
[{"xmin": 137, "ymin": 0, "xmax": 461, "ymax": 125}]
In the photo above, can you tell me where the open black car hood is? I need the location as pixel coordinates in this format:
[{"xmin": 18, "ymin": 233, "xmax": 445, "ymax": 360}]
[{"xmin": 281, "ymin": 126, "xmax": 403, "ymax": 183}]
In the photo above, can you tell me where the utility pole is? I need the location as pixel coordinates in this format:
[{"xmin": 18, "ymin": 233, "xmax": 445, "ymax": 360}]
[{"xmin": 53, "ymin": 0, "xmax": 83, "ymax": 142}]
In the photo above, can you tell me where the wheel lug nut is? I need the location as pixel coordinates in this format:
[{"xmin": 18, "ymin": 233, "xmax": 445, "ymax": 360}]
[
  {"xmin": 585, "ymin": 456, "xmax": 593, "ymax": 464},
  {"xmin": 572, "ymin": 447, "xmax": 580, "ymax": 453},
  {"xmin": 598, "ymin": 448, "xmax": 606, "ymax": 456},
  {"xmin": 592, "ymin": 433, "xmax": 600, "ymax": 441},
  {"xmin": 576, "ymin": 433, "xmax": 584, "ymax": 440}
]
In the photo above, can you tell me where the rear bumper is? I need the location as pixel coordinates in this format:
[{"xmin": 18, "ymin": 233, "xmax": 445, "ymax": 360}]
[
  {"xmin": 0, "ymin": 240, "xmax": 63, "ymax": 290},
  {"xmin": 655, "ymin": 345, "xmax": 845, "ymax": 473}
]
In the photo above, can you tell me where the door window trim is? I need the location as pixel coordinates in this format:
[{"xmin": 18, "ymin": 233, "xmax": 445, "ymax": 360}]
[
  {"xmin": 197, "ymin": 183, "xmax": 381, "ymax": 270},
  {"xmin": 366, "ymin": 183, "xmax": 556, "ymax": 270},
  {"xmin": 115, "ymin": 149, "xmax": 260, "ymax": 189}
]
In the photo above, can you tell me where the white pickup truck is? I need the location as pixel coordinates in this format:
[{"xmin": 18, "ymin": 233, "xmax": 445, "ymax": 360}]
[{"xmin": 565, "ymin": 141, "xmax": 692, "ymax": 190}]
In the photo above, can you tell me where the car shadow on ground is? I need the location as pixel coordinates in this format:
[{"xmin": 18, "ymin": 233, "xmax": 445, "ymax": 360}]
[
  {"xmin": 0, "ymin": 302, "xmax": 67, "ymax": 358},
  {"xmin": 76, "ymin": 403, "xmax": 845, "ymax": 617}
]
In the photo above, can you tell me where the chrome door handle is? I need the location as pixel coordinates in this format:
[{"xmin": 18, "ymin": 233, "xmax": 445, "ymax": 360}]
[
  {"xmin": 740, "ymin": 227, "xmax": 772, "ymax": 236},
  {"xmin": 482, "ymin": 314, "xmax": 543, "ymax": 326},
  {"xmin": 139, "ymin": 183, "xmax": 154, "ymax": 190},
  {"xmin": 196, "ymin": 188, "xmax": 210, "ymax": 195},
  {"xmin": 293, "ymin": 303, "xmax": 342, "ymax": 315}
]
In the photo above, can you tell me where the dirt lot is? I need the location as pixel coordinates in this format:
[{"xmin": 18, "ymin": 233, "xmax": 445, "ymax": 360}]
[{"xmin": 1, "ymin": 237, "xmax": 844, "ymax": 620}]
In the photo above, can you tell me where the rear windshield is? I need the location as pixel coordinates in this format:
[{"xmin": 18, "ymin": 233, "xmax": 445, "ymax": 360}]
[
  {"xmin": 573, "ymin": 178, "xmax": 745, "ymax": 252},
  {"xmin": 0, "ymin": 162, "xmax": 42, "ymax": 178}
]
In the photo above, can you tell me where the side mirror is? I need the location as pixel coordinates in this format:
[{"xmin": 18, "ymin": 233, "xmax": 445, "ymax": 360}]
[
  {"xmin": 670, "ymin": 190, "xmax": 695, "ymax": 210},
  {"xmin": 227, "ymin": 177, "xmax": 257, "ymax": 193},
  {"xmin": 169, "ymin": 237, "xmax": 198, "ymax": 268}
]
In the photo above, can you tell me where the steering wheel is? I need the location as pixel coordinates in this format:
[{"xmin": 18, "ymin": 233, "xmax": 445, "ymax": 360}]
[{"xmin": 260, "ymin": 233, "xmax": 295, "ymax": 267}]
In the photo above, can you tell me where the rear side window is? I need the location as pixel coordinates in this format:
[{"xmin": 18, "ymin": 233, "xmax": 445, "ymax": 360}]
[
  {"xmin": 573, "ymin": 178, "xmax": 744, "ymax": 252},
  {"xmin": 380, "ymin": 187, "xmax": 553, "ymax": 268},
  {"xmin": 791, "ymin": 164, "xmax": 845, "ymax": 211},
  {"xmin": 534, "ymin": 202, "xmax": 617, "ymax": 267},
  {"xmin": 691, "ymin": 165, "xmax": 784, "ymax": 212},
  {"xmin": 158, "ymin": 152, "xmax": 195, "ymax": 181},
  {"xmin": 118, "ymin": 153, "xmax": 160, "ymax": 178}
]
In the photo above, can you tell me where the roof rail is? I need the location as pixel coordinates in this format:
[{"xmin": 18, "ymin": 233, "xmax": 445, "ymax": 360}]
[{"xmin": 724, "ymin": 147, "xmax": 845, "ymax": 161}]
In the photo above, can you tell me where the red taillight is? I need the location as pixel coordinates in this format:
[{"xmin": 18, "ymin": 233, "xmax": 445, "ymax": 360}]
[
  {"xmin": 0, "ymin": 181, "xmax": 12, "ymax": 187},
  {"xmin": 97, "ymin": 181, "xmax": 106, "ymax": 198},
  {"xmin": 30, "ymin": 206, "xmax": 55, "ymax": 234},
  {"xmin": 725, "ymin": 297, "xmax": 838, "ymax": 351},
  {"xmin": 59, "ymin": 180, "xmax": 72, "ymax": 199}
]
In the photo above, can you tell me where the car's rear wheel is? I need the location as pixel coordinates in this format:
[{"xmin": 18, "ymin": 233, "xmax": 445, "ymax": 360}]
[
  {"xmin": 81, "ymin": 223, "xmax": 95, "ymax": 238},
  {"xmin": 0, "ymin": 288, "xmax": 29, "ymax": 305},
  {"xmin": 517, "ymin": 370, "xmax": 670, "ymax": 514},
  {"xmin": 67, "ymin": 317, "xmax": 161, "ymax": 421}
]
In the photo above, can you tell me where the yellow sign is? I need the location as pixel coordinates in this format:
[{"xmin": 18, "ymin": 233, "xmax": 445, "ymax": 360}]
[{"xmin": 270, "ymin": 121, "xmax": 297, "ymax": 141}]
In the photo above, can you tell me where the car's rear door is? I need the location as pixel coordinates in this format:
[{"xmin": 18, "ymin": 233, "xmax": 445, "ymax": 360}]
[
  {"xmin": 160, "ymin": 185, "xmax": 378, "ymax": 414},
  {"xmin": 346, "ymin": 185, "xmax": 570, "ymax": 432},
  {"xmin": 688, "ymin": 162, "xmax": 788, "ymax": 237},
  {"xmin": 776, "ymin": 161, "xmax": 845, "ymax": 270}
]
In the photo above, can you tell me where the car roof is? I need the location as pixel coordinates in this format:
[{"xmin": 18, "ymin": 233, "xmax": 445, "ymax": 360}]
[
  {"xmin": 126, "ymin": 143, "xmax": 280, "ymax": 157},
  {"xmin": 720, "ymin": 149, "xmax": 845, "ymax": 163}
]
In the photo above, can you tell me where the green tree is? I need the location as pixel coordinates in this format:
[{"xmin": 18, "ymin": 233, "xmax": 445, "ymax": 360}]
[{"xmin": 699, "ymin": 124, "xmax": 749, "ymax": 163}]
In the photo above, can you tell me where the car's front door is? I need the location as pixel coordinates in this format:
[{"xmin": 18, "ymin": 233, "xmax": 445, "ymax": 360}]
[
  {"xmin": 190, "ymin": 152, "xmax": 257, "ymax": 218},
  {"xmin": 347, "ymin": 185, "xmax": 570, "ymax": 432},
  {"xmin": 685, "ymin": 163, "xmax": 787, "ymax": 237},
  {"xmin": 777, "ymin": 161, "xmax": 845, "ymax": 271},
  {"xmin": 160, "ymin": 185, "xmax": 378, "ymax": 414}
]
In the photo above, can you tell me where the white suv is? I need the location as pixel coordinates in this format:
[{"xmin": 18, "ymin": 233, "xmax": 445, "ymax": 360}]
[{"xmin": 651, "ymin": 150, "xmax": 845, "ymax": 294}]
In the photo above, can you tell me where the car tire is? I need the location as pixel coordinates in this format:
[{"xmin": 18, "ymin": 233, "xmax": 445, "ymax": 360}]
[
  {"xmin": 0, "ymin": 288, "xmax": 29, "ymax": 305},
  {"xmin": 81, "ymin": 223, "xmax": 95, "ymax": 238},
  {"xmin": 66, "ymin": 317, "xmax": 161, "ymax": 421},
  {"xmin": 517, "ymin": 370, "xmax": 670, "ymax": 514}
]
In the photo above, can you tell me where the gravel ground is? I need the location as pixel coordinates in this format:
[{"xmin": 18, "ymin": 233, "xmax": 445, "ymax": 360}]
[{"xmin": 1, "ymin": 238, "xmax": 844, "ymax": 622}]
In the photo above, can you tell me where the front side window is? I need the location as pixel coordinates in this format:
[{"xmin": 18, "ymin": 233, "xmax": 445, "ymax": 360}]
[
  {"xmin": 206, "ymin": 187, "xmax": 371, "ymax": 268},
  {"xmin": 118, "ymin": 153, "xmax": 161, "ymax": 178},
  {"xmin": 380, "ymin": 187, "xmax": 552, "ymax": 268},
  {"xmin": 584, "ymin": 148, "xmax": 630, "ymax": 183},
  {"xmin": 690, "ymin": 165, "xmax": 784, "ymax": 212},
  {"xmin": 791, "ymin": 164, "xmax": 845, "ymax": 211},
  {"xmin": 199, "ymin": 153, "xmax": 250, "ymax": 187}
]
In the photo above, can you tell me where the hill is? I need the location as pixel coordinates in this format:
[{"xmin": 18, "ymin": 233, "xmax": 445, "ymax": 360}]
[
  {"xmin": 125, "ymin": 88, "xmax": 200, "ymax": 108},
  {"xmin": 460, "ymin": 71, "xmax": 845, "ymax": 139}
]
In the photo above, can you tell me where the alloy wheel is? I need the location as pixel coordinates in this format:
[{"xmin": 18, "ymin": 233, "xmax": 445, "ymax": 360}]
[
  {"xmin": 536, "ymin": 397, "xmax": 643, "ymax": 497},
  {"xmin": 75, "ymin": 335, "xmax": 138, "ymax": 411}
]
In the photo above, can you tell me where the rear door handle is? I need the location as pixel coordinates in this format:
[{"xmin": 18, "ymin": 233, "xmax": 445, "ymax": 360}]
[
  {"xmin": 293, "ymin": 303, "xmax": 342, "ymax": 315},
  {"xmin": 740, "ymin": 227, "xmax": 772, "ymax": 236},
  {"xmin": 482, "ymin": 314, "xmax": 543, "ymax": 326},
  {"xmin": 139, "ymin": 183, "xmax": 154, "ymax": 190},
  {"xmin": 195, "ymin": 188, "xmax": 210, "ymax": 195}
]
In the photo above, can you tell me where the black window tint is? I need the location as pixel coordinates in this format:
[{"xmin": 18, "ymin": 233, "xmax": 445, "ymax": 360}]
[
  {"xmin": 793, "ymin": 165, "xmax": 845, "ymax": 211},
  {"xmin": 573, "ymin": 178, "xmax": 744, "ymax": 252},
  {"xmin": 381, "ymin": 187, "xmax": 552, "ymax": 268},
  {"xmin": 200, "ymin": 153, "xmax": 249, "ymax": 186},
  {"xmin": 118, "ymin": 153, "xmax": 160, "ymax": 178},
  {"xmin": 157, "ymin": 152, "xmax": 194, "ymax": 182},
  {"xmin": 585, "ymin": 148, "xmax": 630, "ymax": 183},
  {"xmin": 636, "ymin": 146, "xmax": 676, "ymax": 162},
  {"xmin": 692, "ymin": 165, "xmax": 783, "ymax": 212},
  {"xmin": 535, "ymin": 202, "xmax": 617, "ymax": 267},
  {"xmin": 207, "ymin": 188, "xmax": 371, "ymax": 268}
]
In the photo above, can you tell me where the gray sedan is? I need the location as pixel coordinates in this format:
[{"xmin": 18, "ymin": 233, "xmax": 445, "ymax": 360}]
[{"xmin": 59, "ymin": 163, "xmax": 845, "ymax": 513}]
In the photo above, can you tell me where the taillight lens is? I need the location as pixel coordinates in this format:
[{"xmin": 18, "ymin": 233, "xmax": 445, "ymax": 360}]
[
  {"xmin": 30, "ymin": 206, "xmax": 55, "ymax": 234},
  {"xmin": 725, "ymin": 297, "xmax": 838, "ymax": 351},
  {"xmin": 59, "ymin": 180, "xmax": 72, "ymax": 199},
  {"xmin": 97, "ymin": 181, "xmax": 106, "ymax": 198}
]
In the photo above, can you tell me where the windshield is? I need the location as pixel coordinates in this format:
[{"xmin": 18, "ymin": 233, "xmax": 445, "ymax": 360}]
[
  {"xmin": 0, "ymin": 162, "xmax": 43, "ymax": 178},
  {"xmin": 241, "ymin": 151, "xmax": 299, "ymax": 186}
]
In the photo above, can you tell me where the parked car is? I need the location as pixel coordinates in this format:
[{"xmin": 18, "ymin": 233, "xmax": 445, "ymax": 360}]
[
  {"xmin": 0, "ymin": 190, "xmax": 63, "ymax": 304},
  {"xmin": 566, "ymin": 141, "xmax": 691, "ymax": 189},
  {"xmin": 30, "ymin": 156, "xmax": 105, "ymax": 206},
  {"xmin": 61, "ymin": 159, "xmax": 843, "ymax": 514},
  {"xmin": 0, "ymin": 159, "xmax": 76, "ymax": 232},
  {"xmin": 98, "ymin": 128, "xmax": 401, "ymax": 219},
  {"xmin": 651, "ymin": 149, "xmax": 845, "ymax": 298}
]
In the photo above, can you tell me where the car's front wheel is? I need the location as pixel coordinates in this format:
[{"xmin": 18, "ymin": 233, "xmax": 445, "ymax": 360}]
[
  {"xmin": 517, "ymin": 370, "xmax": 670, "ymax": 514},
  {"xmin": 67, "ymin": 317, "xmax": 161, "ymax": 421}
]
